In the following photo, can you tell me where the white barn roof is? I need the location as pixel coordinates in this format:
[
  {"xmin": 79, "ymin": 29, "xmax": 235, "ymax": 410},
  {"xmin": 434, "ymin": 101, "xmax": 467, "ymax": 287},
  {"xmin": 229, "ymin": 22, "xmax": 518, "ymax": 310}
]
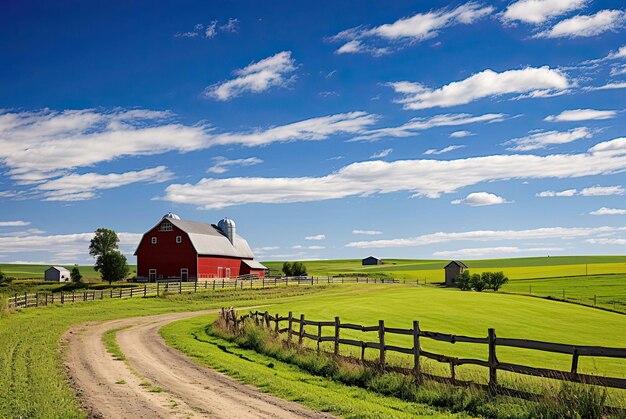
[{"xmin": 47, "ymin": 266, "xmax": 70, "ymax": 274}]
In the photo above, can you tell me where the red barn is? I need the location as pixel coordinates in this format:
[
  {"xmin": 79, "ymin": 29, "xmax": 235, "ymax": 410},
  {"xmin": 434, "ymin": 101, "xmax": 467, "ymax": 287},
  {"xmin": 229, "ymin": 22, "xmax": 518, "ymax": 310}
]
[{"xmin": 134, "ymin": 213, "xmax": 267, "ymax": 281}]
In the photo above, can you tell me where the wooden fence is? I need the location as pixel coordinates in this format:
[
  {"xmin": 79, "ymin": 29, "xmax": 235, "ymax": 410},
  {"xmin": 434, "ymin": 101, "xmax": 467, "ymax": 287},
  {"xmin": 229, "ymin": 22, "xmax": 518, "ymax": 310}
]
[
  {"xmin": 220, "ymin": 308, "xmax": 626, "ymax": 391},
  {"xmin": 5, "ymin": 276, "xmax": 400, "ymax": 309}
]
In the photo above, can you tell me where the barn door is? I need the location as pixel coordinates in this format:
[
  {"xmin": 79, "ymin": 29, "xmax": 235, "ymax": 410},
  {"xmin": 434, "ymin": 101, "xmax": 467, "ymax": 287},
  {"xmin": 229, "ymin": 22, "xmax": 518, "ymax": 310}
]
[
  {"xmin": 181, "ymin": 268, "xmax": 189, "ymax": 282},
  {"xmin": 225, "ymin": 268, "xmax": 231, "ymax": 278},
  {"xmin": 217, "ymin": 267, "xmax": 224, "ymax": 278},
  {"xmin": 149, "ymin": 269, "xmax": 156, "ymax": 282}
]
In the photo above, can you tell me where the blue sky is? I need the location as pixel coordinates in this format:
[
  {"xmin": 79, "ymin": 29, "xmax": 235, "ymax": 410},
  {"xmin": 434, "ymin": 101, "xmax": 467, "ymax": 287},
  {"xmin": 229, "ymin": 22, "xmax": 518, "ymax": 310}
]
[{"xmin": 0, "ymin": 0, "xmax": 625, "ymax": 264}]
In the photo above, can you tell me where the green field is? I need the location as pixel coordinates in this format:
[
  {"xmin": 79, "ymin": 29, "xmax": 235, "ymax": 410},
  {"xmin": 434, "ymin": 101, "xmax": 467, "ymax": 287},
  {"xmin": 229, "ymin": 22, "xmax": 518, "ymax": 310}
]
[
  {"xmin": 264, "ymin": 256, "xmax": 626, "ymax": 282},
  {"xmin": 1, "ymin": 283, "xmax": 625, "ymax": 417},
  {"xmin": 0, "ymin": 263, "xmax": 137, "ymax": 280}
]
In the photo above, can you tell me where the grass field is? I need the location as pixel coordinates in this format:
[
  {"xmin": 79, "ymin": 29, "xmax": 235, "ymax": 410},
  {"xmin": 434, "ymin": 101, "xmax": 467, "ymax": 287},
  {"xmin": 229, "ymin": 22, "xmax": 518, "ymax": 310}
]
[
  {"xmin": 0, "ymin": 263, "xmax": 136, "ymax": 280},
  {"xmin": 1, "ymin": 283, "xmax": 625, "ymax": 417}
]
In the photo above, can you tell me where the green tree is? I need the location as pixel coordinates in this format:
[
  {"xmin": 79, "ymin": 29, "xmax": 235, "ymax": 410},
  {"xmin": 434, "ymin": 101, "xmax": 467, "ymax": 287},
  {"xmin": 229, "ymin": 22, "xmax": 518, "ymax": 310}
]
[
  {"xmin": 457, "ymin": 270, "xmax": 472, "ymax": 290},
  {"xmin": 282, "ymin": 262, "xmax": 293, "ymax": 276},
  {"xmin": 470, "ymin": 273, "xmax": 487, "ymax": 292},
  {"xmin": 488, "ymin": 271, "xmax": 509, "ymax": 291},
  {"xmin": 70, "ymin": 265, "xmax": 83, "ymax": 283},
  {"xmin": 98, "ymin": 251, "xmax": 129, "ymax": 285},
  {"xmin": 0, "ymin": 270, "xmax": 10, "ymax": 285},
  {"xmin": 89, "ymin": 228, "xmax": 128, "ymax": 284},
  {"xmin": 291, "ymin": 262, "xmax": 307, "ymax": 276}
]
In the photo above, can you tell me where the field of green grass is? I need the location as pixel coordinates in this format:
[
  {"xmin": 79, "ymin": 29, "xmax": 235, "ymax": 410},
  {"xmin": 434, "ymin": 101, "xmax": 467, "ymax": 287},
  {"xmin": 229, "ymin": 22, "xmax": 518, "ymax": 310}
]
[
  {"xmin": 1, "ymin": 283, "xmax": 625, "ymax": 417},
  {"xmin": 263, "ymin": 256, "xmax": 626, "ymax": 282}
]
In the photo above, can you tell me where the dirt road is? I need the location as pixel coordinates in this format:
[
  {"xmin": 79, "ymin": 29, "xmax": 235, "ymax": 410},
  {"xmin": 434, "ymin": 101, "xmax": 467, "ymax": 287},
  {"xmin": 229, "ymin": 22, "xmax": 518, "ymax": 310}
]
[{"xmin": 64, "ymin": 311, "xmax": 333, "ymax": 418}]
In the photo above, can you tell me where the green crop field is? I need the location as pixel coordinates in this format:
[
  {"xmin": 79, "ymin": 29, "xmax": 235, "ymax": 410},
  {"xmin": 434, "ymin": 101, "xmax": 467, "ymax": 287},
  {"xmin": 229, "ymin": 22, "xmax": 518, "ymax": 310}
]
[
  {"xmin": 263, "ymin": 256, "xmax": 626, "ymax": 282},
  {"xmin": 1, "ymin": 283, "xmax": 625, "ymax": 417},
  {"xmin": 0, "ymin": 263, "xmax": 137, "ymax": 280}
]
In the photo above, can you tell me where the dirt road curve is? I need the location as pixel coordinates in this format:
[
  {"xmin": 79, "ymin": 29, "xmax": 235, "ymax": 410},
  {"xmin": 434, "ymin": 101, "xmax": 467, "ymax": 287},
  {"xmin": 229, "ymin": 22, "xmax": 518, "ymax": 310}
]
[{"xmin": 64, "ymin": 311, "xmax": 333, "ymax": 419}]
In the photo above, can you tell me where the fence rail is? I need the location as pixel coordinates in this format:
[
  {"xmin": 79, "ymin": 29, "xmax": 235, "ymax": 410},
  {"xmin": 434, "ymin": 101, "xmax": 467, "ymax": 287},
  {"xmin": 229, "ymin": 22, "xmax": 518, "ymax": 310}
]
[
  {"xmin": 4, "ymin": 275, "xmax": 401, "ymax": 309},
  {"xmin": 220, "ymin": 308, "xmax": 626, "ymax": 391}
]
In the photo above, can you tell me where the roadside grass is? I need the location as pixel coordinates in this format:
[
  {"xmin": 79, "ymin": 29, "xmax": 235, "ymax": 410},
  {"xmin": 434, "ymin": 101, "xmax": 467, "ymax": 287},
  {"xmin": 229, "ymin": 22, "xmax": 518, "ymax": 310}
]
[
  {"xmin": 160, "ymin": 314, "xmax": 467, "ymax": 418},
  {"xmin": 0, "ymin": 285, "xmax": 346, "ymax": 418},
  {"xmin": 203, "ymin": 319, "xmax": 615, "ymax": 418},
  {"xmin": 102, "ymin": 326, "xmax": 130, "ymax": 361}
]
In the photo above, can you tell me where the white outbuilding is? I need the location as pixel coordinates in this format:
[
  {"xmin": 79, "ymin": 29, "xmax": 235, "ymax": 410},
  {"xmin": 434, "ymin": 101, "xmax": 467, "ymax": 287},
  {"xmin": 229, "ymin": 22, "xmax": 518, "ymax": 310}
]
[{"xmin": 44, "ymin": 266, "xmax": 71, "ymax": 282}]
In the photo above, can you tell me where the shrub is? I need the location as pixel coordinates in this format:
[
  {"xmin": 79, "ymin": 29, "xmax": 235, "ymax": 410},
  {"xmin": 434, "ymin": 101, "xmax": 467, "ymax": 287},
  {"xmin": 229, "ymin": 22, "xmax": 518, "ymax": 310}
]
[
  {"xmin": 531, "ymin": 382, "xmax": 606, "ymax": 419},
  {"xmin": 291, "ymin": 262, "xmax": 307, "ymax": 276},
  {"xmin": 0, "ymin": 270, "xmax": 11, "ymax": 285},
  {"xmin": 488, "ymin": 271, "xmax": 509, "ymax": 291},
  {"xmin": 70, "ymin": 266, "xmax": 83, "ymax": 283},
  {"xmin": 470, "ymin": 273, "xmax": 487, "ymax": 292},
  {"xmin": 457, "ymin": 270, "xmax": 472, "ymax": 290},
  {"xmin": 282, "ymin": 262, "xmax": 292, "ymax": 276}
]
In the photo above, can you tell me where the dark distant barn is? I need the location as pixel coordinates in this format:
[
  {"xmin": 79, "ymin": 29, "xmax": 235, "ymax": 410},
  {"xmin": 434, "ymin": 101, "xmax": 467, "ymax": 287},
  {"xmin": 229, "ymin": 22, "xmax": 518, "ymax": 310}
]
[
  {"xmin": 362, "ymin": 256, "xmax": 382, "ymax": 266},
  {"xmin": 444, "ymin": 260, "xmax": 468, "ymax": 287},
  {"xmin": 135, "ymin": 213, "xmax": 267, "ymax": 282}
]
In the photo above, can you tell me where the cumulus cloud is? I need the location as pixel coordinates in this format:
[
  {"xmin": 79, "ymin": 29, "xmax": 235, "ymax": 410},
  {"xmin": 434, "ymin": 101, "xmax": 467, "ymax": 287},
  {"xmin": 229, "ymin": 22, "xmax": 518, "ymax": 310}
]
[
  {"xmin": 0, "ymin": 108, "xmax": 376, "ymax": 189},
  {"xmin": 451, "ymin": 192, "xmax": 510, "ymax": 206},
  {"xmin": 305, "ymin": 234, "xmax": 326, "ymax": 241},
  {"xmin": 207, "ymin": 157, "xmax": 262, "ymax": 174},
  {"xmin": 352, "ymin": 113, "xmax": 505, "ymax": 141},
  {"xmin": 33, "ymin": 166, "xmax": 174, "ymax": 202},
  {"xmin": 331, "ymin": 3, "xmax": 494, "ymax": 55},
  {"xmin": 424, "ymin": 145, "xmax": 466, "ymax": 155},
  {"xmin": 535, "ymin": 10, "xmax": 626, "ymax": 38},
  {"xmin": 160, "ymin": 137, "xmax": 626, "ymax": 209},
  {"xmin": 545, "ymin": 109, "xmax": 617, "ymax": 122},
  {"xmin": 433, "ymin": 246, "xmax": 563, "ymax": 258},
  {"xmin": 0, "ymin": 221, "xmax": 30, "ymax": 227},
  {"xmin": 389, "ymin": 66, "xmax": 570, "ymax": 110},
  {"xmin": 370, "ymin": 149, "xmax": 393, "ymax": 158},
  {"xmin": 504, "ymin": 127, "xmax": 592, "ymax": 151},
  {"xmin": 537, "ymin": 185, "xmax": 624, "ymax": 197},
  {"xmin": 590, "ymin": 207, "xmax": 626, "ymax": 215},
  {"xmin": 502, "ymin": 0, "xmax": 589, "ymax": 24},
  {"xmin": 450, "ymin": 130, "xmax": 474, "ymax": 138},
  {"xmin": 607, "ymin": 45, "xmax": 626, "ymax": 60},
  {"xmin": 346, "ymin": 225, "xmax": 623, "ymax": 248},
  {"xmin": 352, "ymin": 229, "xmax": 383, "ymax": 235},
  {"xmin": 205, "ymin": 51, "xmax": 297, "ymax": 101}
]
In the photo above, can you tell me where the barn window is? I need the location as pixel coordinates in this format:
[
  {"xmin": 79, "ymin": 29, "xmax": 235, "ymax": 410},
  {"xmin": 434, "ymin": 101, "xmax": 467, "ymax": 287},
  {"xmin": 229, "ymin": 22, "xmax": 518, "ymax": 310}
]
[
  {"xmin": 159, "ymin": 222, "xmax": 173, "ymax": 231},
  {"xmin": 151, "ymin": 237, "xmax": 157, "ymax": 244},
  {"xmin": 176, "ymin": 236, "xmax": 182, "ymax": 243}
]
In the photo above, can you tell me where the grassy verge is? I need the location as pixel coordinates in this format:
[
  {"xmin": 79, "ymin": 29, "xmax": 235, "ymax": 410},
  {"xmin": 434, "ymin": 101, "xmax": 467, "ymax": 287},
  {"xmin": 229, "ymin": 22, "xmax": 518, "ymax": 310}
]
[
  {"xmin": 160, "ymin": 314, "xmax": 468, "ymax": 418},
  {"xmin": 102, "ymin": 326, "xmax": 130, "ymax": 361},
  {"xmin": 207, "ymin": 319, "xmax": 613, "ymax": 418}
]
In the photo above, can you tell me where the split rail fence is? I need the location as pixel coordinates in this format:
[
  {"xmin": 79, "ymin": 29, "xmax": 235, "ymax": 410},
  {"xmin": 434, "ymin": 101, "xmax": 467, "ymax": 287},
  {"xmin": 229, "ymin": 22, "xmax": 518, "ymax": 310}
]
[
  {"xmin": 221, "ymin": 308, "xmax": 626, "ymax": 391},
  {"xmin": 5, "ymin": 276, "xmax": 399, "ymax": 309}
]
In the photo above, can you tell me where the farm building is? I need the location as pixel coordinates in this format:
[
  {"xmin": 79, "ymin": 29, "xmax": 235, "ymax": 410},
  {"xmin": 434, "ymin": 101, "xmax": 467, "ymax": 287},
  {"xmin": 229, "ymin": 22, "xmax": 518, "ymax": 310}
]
[
  {"xmin": 44, "ymin": 266, "xmax": 70, "ymax": 282},
  {"xmin": 134, "ymin": 213, "xmax": 267, "ymax": 282},
  {"xmin": 362, "ymin": 256, "xmax": 382, "ymax": 266},
  {"xmin": 444, "ymin": 260, "xmax": 468, "ymax": 287}
]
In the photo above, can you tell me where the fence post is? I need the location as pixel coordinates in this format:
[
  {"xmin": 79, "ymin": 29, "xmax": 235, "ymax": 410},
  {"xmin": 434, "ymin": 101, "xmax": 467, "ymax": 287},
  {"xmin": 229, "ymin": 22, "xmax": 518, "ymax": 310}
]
[
  {"xmin": 413, "ymin": 320, "xmax": 421, "ymax": 380},
  {"xmin": 334, "ymin": 316, "xmax": 340, "ymax": 355},
  {"xmin": 45, "ymin": 293, "xmax": 49, "ymax": 306},
  {"xmin": 222, "ymin": 278, "xmax": 225, "ymax": 288},
  {"xmin": 317, "ymin": 323, "xmax": 322, "ymax": 352},
  {"xmin": 179, "ymin": 281, "xmax": 182, "ymax": 294},
  {"xmin": 110, "ymin": 288, "xmax": 113, "ymax": 298},
  {"xmin": 488, "ymin": 328, "xmax": 498, "ymax": 392},
  {"xmin": 264, "ymin": 311, "xmax": 270, "ymax": 329},
  {"xmin": 61, "ymin": 292, "xmax": 65, "ymax": 304},
  {"xmin": 72, "ymin": 290, "xmax": 75, "ymax": 303},
  {"xmin": 130, "ymin": 288, "xmax": 133, "ymax": 298},
  {"xmin": 275, "ymin": 313, "xmax": 280, "ymax": 334},
  {"xmin": 287, "ymin": 312, "xmax": 293, "ymax": 344},
  {"xmin": 194, "ymin": 281, "xmax": 197, "ymax": 293},
  {"xmin": 571, "ymin": 349, "xmax": 579, "ymax": 374},
  {"xmin": 378, "ymin": 320, "xmax": 386, "ymax": 370},
  {"xmin": 119, "ymin": 289, "xmax": 122, "ymax": 299},
  {"xmin": 24, "ymin": 292, "xmax": 28, "ymax": 307},
  {"xmin": 298, "ymin": 314, "xmax": 305, "ymax": 345}
]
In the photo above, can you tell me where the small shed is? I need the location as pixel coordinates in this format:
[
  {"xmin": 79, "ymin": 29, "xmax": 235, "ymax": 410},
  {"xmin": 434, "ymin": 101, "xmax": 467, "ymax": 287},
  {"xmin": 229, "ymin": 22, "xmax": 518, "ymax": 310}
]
[
  {"xmin": 44, "ymin": 266, "xmax": 71, "ymax": 282},
  {"xmin": 362, "ymin": 256, "xmax": 382, "ymax": 266},
  {"xmin": 444, "ymin": 261, "xmax": 467, "ymax": 287}
]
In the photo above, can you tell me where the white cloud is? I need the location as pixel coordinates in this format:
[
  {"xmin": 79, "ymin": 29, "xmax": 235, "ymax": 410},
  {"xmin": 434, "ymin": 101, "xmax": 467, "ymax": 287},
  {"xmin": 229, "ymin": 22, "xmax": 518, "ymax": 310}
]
[
  {"xmin": 590, "ymin": 207, "xmax": 626, "ymax": 215},
  {"xmin": 544, "ymin": 109, "xmax": 617, "ymax": 122},
  {"xmin": 352, "ymin": 113, "xmax": 505, "ymax": 141},
  {"xmin": 161, "ymin": 138, "xmax": 626, "ymax": 209},
  {"xmin": 586, "ymin": 238, "xmax": 626, "ymax": 245},
  {"xmin": 0, "ymin": 109, "xmax": 376, "ymax": 187},
  {"xmin": 586, "ymin": 82, "xmax": 626, "ymax": 91},
  {"xmin": 433, "ymin": 246, "xmax": 563, "ymax": 258},
  {"xmin": 611, "ymin": 64, "xmax": 626, "ymax": 76},
  {"xmin": 205, "ymin": 51, "xmax": 297, "ymax": 101},
  {"xmin": 33, "ymin": 166, "xmax": 174, "ymax": 202},
  {"xmin": 537, "ymin": 185, "xmax": 624, "ymax": 197},
  {"xmin": 503, "ymin": 0, "xmax": 589, "ymax": 24},
  {"xmin": 535, "ymin": 10, "xmax": 626, "ymax": 38},
  {"xmin": 451, "ymin": 192, "xmax": 510, "ymax": 206},
  {"xmin": 450, "ymin": 130, "xmax": 474, "ymax": 138},
  {"xmin": 205, "ymin": 21, "xmax": 218, "ymax": 38},
  {"xmin": 389, "ymin": 66, "xmax": 569, "ymax": 110},
  {"xmin": 305, "ymin": 234, "xmax": 326, "ymax": 241},
  {"xmin": 504, "ymin": 127, "xmax": 592, "ymax": 151},
  {"xmin": 370, "ymin": 149, "xmax": 393, "ymax": 158},
  {"xmin": 293, "ymin": 244, "xmax": 325, "ymax": 250},
  {"xmin": 207, "ymin": 157, "xmax": 262, "ymax": 174},
  {"xmin": 220, "ymin": 18, "xmax": 239, "ymax": 33},
  {"xmin": 424, "ymin": 145, "xmax": 466, "ymax": 155},
  {"xmin": 345, "ymin": 225, "xmax": 624, "ymax": 248},
  {"xmin": 175, "ymin": 19, "xmax": 237, "ymax": 39},
  {"xmin": 607, "ymin": 45, "xmax": 626, "ymax": 59},
  {"xmin": 0, "ymin": 221, "xmax": 30, "ymax": 227},
  {"xmin": 352, "ymin": 229, "xmax": 383, "ymax": 235},
  {"xmin": 331, "ymin": 3, "xmax": 493, "ymax": 55}
]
